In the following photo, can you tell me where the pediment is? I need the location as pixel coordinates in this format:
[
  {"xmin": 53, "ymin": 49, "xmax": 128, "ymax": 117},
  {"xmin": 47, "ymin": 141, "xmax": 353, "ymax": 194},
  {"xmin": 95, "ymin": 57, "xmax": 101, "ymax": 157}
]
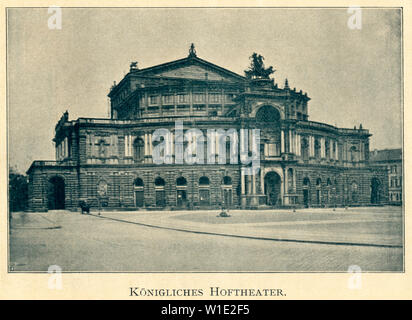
[{"xmin": 137, "ymin": 57, "xmax": 245, "ymax": 83}]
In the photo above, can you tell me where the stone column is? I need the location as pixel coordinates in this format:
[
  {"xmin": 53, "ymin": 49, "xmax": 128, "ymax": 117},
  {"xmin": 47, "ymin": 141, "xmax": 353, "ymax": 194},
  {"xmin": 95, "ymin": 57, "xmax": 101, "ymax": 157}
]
[
  {"xmin": 284, "ymin": 168, "xmax": 289, "ymax": 205},
  {"xmin": 241, "ymin": 171, "xmax": 247, "ymax": 208},
  {"xmin": 241, "ymin": 172, "xmax": 245, "ymax": 195},
  {"xmin": 144, "ymin": 133, "xmax": 148, "ymax": 156},
  {"xmin": 281, "ymin": 130, "xmax": 285, "ymax": 153},
  {"xmin": 309, "ymin": 136, "xmax": 313, "ymax": 157},
  {"xmin": 321, "ymin": 137, "xmax": 325, "ymax": 158},
  {"xmin": 260, "ymin": 168, "xmax": 265, "ymax": 194},
  {"xmin": 335, "ymin": 141, "xmax": 338, "ymax": 160},
  {"xmin": 148, "ymin": 133, "xmax": 153, "ymax": 163},
  {"xmin": 250, "ymin": 173, "xmax": 258, "ymax": 206}
]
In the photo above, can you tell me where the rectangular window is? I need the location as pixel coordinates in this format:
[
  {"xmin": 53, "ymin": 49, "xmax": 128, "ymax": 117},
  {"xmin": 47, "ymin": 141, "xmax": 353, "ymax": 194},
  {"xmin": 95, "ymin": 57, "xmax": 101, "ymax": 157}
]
[
  {"xmin": 178, "ymin": 94, "xmax": 189, "ymax": 103},
  {"xmin": 149, "ymin": 95, "xmax": 159, "ymax": 105},
  {"xmin": 268, "ymin": 143, "xmax": 279, "ymax": 156},
  {"xmin": 162, "ymin": 105, "xmax": 174, "ymax": 113},
  {"xmin": 209, "ymin": 93, "xmax": 220, "ymax": 103},
  {"xmin": 225, "ymin": 94, "xmax": 235, "ymax": 102},
  {"xmin": 193, "ymin": 93, "xmax": 205, "ymax": 103},
  {"xmin": 162, "ymin": 95, "xmax": 173, "ymax": 104}
]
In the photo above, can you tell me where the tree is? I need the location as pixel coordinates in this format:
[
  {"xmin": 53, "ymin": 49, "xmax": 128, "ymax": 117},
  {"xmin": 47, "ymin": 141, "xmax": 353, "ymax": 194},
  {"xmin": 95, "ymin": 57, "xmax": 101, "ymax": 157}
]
[
  {"xmin": 244, "ymin": 53, "xmax": 275, "ymax": 79},
  {"xmin": 9, "ymin": 167, "xmax": 28, "ymax": 212}
]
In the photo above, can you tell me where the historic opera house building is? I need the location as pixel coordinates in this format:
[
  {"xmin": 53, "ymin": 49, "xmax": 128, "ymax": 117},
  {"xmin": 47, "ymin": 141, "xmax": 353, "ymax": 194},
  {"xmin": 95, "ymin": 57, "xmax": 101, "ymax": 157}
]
[{"xmin": 27, "ymin": 45, "xmax": 388, "ymax": 212}]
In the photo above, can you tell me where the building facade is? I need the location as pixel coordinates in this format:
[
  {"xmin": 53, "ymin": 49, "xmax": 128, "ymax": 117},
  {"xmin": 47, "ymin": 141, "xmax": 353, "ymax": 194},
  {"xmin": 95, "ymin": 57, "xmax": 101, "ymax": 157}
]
[
  {"xmin": 369, "ymin": 149, "xmax": 402, "ymax": 205},
  {"xmin": 27, "ymin": 46, "xmax": 388, "ymax": 212}
]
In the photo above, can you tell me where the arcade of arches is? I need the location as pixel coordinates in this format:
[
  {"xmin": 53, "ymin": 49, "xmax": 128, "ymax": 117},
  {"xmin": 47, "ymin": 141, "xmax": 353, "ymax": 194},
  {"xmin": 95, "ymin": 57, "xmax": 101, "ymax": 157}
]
[{"xmin": 41, "ymin": 168, "xmax": 386, "ymax": 211}]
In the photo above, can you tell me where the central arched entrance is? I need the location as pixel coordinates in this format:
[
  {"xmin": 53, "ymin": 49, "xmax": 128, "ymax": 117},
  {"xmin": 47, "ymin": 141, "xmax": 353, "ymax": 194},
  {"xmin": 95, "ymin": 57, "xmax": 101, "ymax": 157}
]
[
  {"xmin": 47, "ymin": 176, "xmax": 65, "ymax": 210},
  {"xmin": 371, "ymin": 178, "xmax": 381, "ymax": 204},
  {"xmin": 264, "ymin": 172, "xmax": 281, "ymax": 206}
]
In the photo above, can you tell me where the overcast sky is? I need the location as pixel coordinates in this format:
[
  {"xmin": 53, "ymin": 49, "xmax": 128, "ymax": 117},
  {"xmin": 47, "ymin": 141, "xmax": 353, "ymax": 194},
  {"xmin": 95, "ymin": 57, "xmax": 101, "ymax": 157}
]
[{"xmin": 7, "ymin": 8, "xmax": 402, "ymax": 173}]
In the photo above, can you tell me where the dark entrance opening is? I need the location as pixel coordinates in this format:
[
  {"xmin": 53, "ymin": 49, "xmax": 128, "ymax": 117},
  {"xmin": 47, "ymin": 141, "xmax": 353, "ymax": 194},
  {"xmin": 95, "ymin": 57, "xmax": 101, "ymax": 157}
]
[
  {"xmin": 303, "ymin": 177, "xmax": 311, "ymax": 208},
  {"xmin": 155, "ymin": 177, "xmax": 166, "ymax": 207},
  {"xmin": 371, "ymin": 178, "xmax": 381, "ymax": 204},
  {"xmin": 47, "ymin": 176, "xmax": 65, "ymax": 210},
  {"xmin": 134, "ymin": 178, "xmax": 144, "ymax": 207},
  {"xmin": 264, "ymin": 172, "xmax": 281, "ymax": 206},
  {"xmin": 176, "ymin": 177, "xmax": 187, "ymax": 208},
  {"xmin": 199, "ymin": 176, "xmax": 210, "ymax": 207},
  {"xmin": 222, "ymin": 176, "xmax": 233, "ymax": 208}
]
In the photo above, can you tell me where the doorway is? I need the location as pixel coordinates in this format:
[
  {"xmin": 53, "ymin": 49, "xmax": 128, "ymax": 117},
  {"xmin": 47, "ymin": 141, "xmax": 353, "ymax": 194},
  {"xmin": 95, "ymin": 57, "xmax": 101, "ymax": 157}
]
[{"xmin": 47, "ymin": 176, "xmax": 65, "ymax": 210}]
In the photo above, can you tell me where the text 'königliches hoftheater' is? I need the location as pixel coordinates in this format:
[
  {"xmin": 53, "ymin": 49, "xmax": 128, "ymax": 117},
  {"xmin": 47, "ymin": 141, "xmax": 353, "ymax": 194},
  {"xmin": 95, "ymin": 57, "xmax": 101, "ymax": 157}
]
[{"xmin": 27, "ymin": 45, "xmax": 389, "ymax": 212}]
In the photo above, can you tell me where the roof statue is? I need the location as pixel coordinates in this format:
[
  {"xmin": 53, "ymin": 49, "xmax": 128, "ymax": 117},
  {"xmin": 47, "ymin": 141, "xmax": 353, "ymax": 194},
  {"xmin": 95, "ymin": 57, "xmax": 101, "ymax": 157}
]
[
  {"xmin": 130, "ymin": 61, "xmax": 138, "ymax": 71},
  {"xmin": 244, "ymin": 53, "xmax": 275, "ymax": 79},
  {"xmin": 188, "ymin": 43, "xmax": 197, "ymax": 57}
]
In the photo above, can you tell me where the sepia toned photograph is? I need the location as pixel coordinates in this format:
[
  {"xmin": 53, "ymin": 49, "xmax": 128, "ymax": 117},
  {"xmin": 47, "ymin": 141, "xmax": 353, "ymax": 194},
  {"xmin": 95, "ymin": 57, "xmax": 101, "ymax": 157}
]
[{"xmin": 7, "ymin": 6, "xmax": 403, "ymax": 274}]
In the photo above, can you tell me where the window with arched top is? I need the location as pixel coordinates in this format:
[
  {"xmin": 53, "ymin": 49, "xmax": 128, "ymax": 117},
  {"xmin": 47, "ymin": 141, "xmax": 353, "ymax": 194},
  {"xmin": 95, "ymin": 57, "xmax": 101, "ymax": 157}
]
[
  {"xmin": 316, "ymin": 178, "xmax": 322, "ymax": 187},
  {"xmin": 155, "ymin": 177, "xmax": 165, "ymax": 186},
  {"xmin": 350, "ymin": 146, "xmax": 357, "ymax": 162},
  {"xmin": 133, "ymin": 138, "xmax": 144, "ymax": 162},
  {"xmin": 223, "ymin": 176, "xmax": 232, "ymax": 185},
  {"xmin": 199, "ymin": 176, "xmax": 210, "ymax": 186},
  {"xmin": 199, "ymin": 176, "xmax": 211, "ymax": 206},
  {"xmin": 134, "ymin": 178, "xmax": 144, "ymax": 187},
  {"xmin": 301, "ymin": 137, "xmax": 309, "ymax": 160},
  {"xmin": 255, "ymin": 105, "xmax": 281, "ymax": 123},
  {"xmin": 176, "ymin": 176, "xmax": 187, "ymax": 186},
  {"xmin": 133, "ymin": 178, "xmax": 144, "ymax": 207}
]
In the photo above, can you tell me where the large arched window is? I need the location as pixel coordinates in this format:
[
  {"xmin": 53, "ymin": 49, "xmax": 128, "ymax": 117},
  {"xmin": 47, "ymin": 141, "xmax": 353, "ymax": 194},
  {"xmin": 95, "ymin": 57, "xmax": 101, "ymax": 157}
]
[
  {"xmin": 134, "ymin": 177, "xmax": 144, "ymax": 187},
  {"xmin": 133, "ymin": 138, "xmax": 145, "ymax": 162},
  {"xmin": 176, "ymin": 176, "xmax": 187, "ymax": 186},
  {"xmin": 223, "ymin": 176, "xmax": 232, "ymax": 185},
  {"xmin": 155, "ymin": 177, "xmax": 165, "ymax": 186},
  {"xmin": 199, "ymin": 176, "xmax": 210, "ymax": 186},
  {"xmin": 256, "ymin": 105, "xmax": 281, "ymax": 123}
]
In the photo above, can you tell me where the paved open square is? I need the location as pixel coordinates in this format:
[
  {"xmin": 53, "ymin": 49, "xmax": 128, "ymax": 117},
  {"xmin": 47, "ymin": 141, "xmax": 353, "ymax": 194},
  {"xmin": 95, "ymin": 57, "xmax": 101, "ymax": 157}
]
[{"xmin": 9, "ymin": 206, "xmax": 403, "ymax": 272}]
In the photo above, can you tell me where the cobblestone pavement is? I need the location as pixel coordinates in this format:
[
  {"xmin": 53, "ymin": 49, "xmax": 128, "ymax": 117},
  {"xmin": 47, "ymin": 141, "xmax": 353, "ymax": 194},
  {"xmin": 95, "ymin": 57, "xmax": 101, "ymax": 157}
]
[{"xmin": 9, "ymin": 207, "xmax": 403, "ymax": 272}]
